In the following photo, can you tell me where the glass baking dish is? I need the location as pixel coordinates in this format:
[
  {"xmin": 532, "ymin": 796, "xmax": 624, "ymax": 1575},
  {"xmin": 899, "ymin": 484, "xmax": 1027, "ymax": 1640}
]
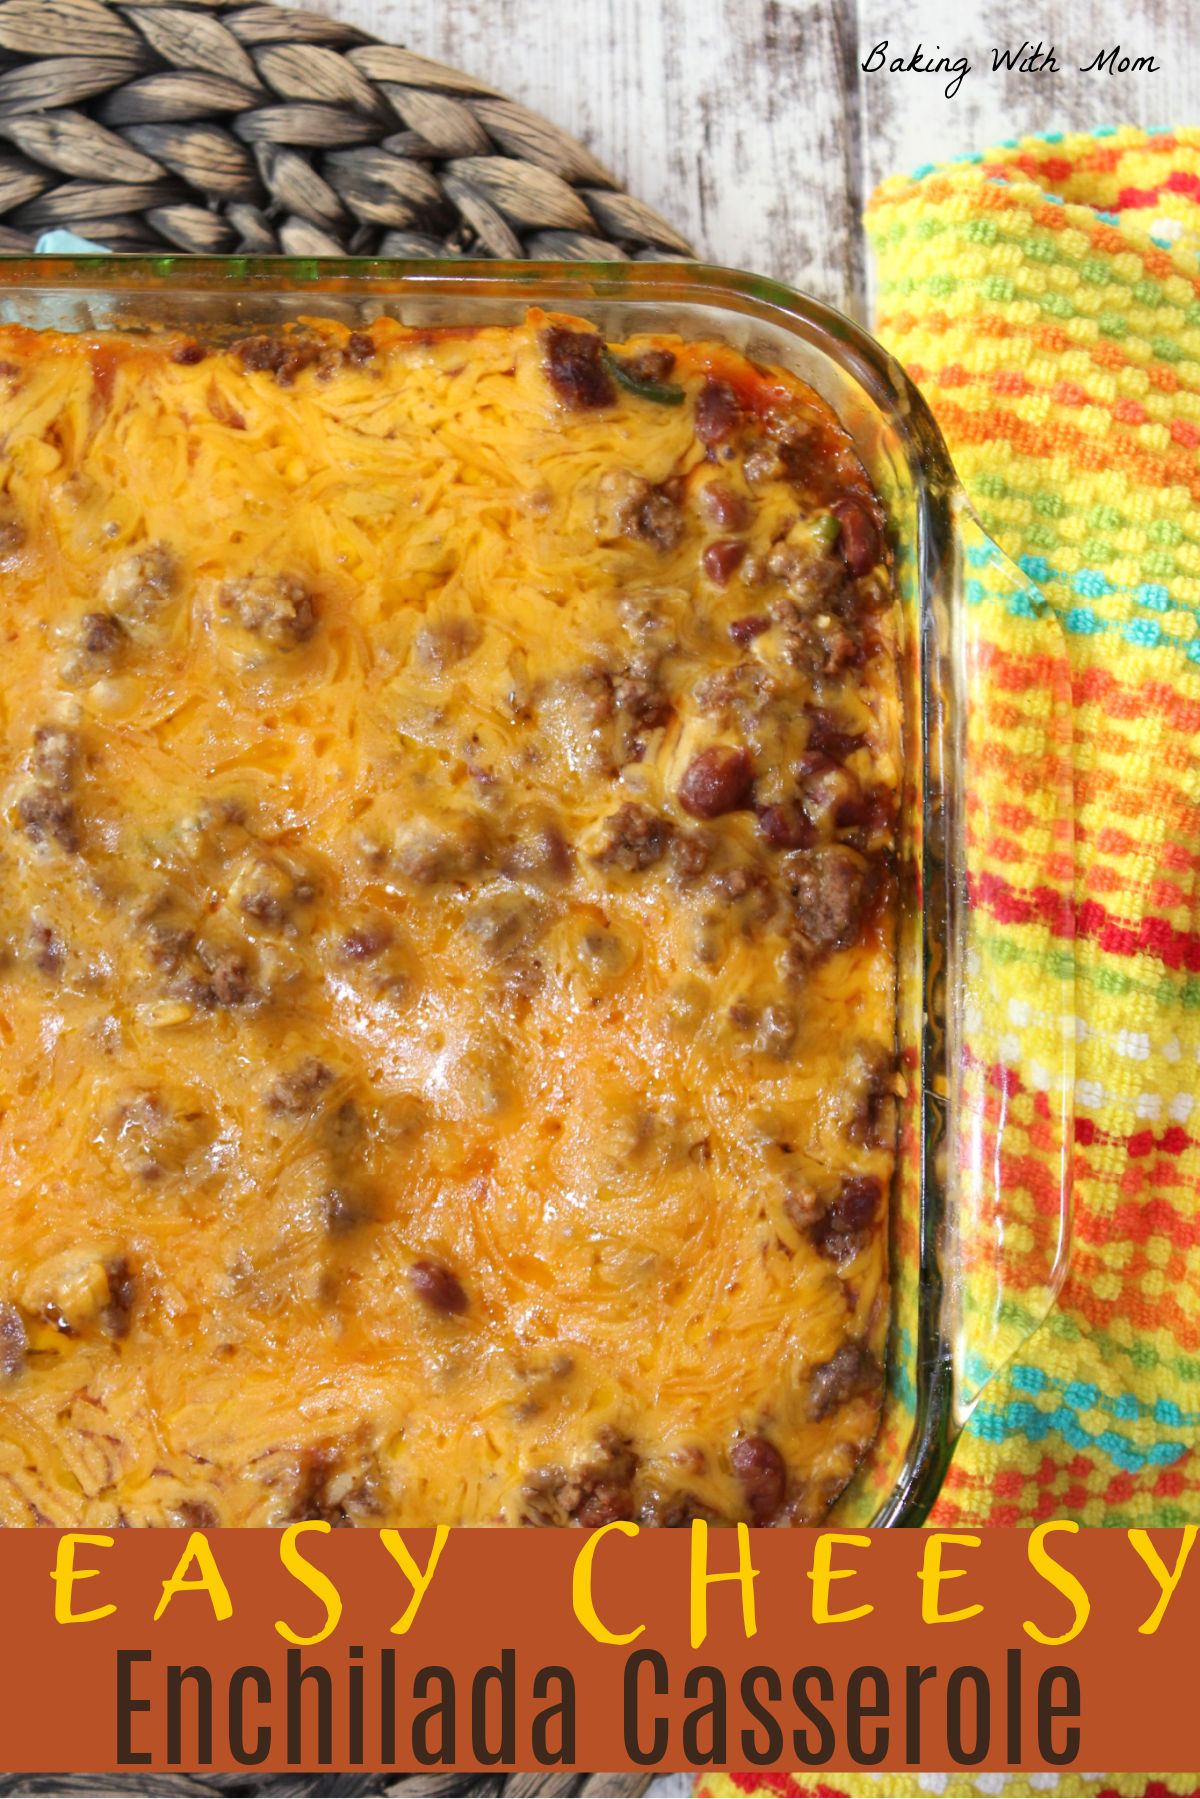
[{"xmin": 0, "ymin": 255, "xmax": 1075, "ymax": 1526}]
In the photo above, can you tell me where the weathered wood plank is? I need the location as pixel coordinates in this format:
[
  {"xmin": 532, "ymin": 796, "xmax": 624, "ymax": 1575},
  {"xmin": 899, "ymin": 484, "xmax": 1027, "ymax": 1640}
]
[
  {"xmin": 282, "ymin": 0, "xmax": 866, "ymax": 310},
  {"xmin": 857, "ymin": 0, "xmax": 1200, "ymax": 193}
]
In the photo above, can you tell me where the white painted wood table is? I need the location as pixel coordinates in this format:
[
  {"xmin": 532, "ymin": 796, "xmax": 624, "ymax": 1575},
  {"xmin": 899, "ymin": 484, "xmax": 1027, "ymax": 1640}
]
[{"xmin": 296, "ymin": 0, "xmax": 1200, "ymax": 321}]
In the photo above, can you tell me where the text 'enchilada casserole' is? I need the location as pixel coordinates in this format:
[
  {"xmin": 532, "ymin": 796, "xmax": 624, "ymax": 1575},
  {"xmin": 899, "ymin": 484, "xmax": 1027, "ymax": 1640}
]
[{"xmin": 0, "ymin": 307, "xmax": 900, "ymax": 1528}]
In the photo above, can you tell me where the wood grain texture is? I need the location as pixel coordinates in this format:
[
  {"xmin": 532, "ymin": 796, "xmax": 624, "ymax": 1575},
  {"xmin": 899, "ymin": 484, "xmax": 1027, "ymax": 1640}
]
[
  {"xmin": 286, "ymin": 0, "xmax": 865, "ymax": 308},
  {"xmin": 288, "ymin": 0, "xmax": 1200, "ymax": 319},
  {"xmin": 859, "ymin": 0, "xmax": 1200, "ymax": 190}
]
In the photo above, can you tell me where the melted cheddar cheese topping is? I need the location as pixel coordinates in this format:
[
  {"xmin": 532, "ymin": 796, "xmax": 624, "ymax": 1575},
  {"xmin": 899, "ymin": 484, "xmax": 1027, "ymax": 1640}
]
[{"xmin": 0, "ymin": 309, "xmax": 899, "ymax": 1528}]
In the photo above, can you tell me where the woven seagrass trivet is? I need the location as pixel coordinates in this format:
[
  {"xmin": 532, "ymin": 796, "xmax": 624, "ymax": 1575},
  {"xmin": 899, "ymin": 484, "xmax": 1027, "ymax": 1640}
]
[
  {"xmin": 0, "ymin": 1, "xmax": 686, "ymax": 1793},
  {"xmin": 0, "ymin": 0, "xmax": 694, "ymax": 259}
]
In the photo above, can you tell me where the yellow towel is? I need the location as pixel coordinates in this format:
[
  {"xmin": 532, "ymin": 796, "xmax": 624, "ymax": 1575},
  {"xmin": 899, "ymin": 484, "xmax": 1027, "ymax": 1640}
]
[{"xmin": 697, "ymin": 122, "xmax": 1200, "ymax": 1799}]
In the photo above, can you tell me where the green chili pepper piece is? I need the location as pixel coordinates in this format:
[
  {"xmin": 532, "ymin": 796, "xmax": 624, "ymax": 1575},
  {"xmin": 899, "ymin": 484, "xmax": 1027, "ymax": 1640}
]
[
  {"xmin": 602, "ymin": 348, "xmax": 686, "ymax": 406},
  {"xmin": 811, "ymin": 511, "xmax": 840, "ymax": 548}
]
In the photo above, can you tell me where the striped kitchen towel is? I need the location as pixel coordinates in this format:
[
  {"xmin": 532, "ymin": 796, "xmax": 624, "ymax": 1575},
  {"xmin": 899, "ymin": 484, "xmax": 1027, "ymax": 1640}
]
[
  {"xmin": 867, "ymin": 124, "xmax": 1200, "ymax": 1535},
  {"xmin": 698, "ymin": 121, "xmax": 1200, "ymax": 1799}
]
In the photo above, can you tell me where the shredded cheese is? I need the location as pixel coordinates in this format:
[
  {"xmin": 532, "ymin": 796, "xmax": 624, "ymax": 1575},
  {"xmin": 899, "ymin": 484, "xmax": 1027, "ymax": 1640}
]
[{"xmin": 0, "ymin": 309, "xmax": 898, "ymax": 1527}]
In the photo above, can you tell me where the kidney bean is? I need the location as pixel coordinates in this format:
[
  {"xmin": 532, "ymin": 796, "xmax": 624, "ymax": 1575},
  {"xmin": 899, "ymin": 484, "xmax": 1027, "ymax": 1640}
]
[
  {"xmin": 830, "ymin": 495, "xmax": 880, "ymax": 577},
  {"xmin": 702, "ymin": 538, "xmax": 748, "ymax": 586},
  {"xmin": 806, "ymin": 708, "xmax": 865, "ymax": 764},
  {"xmin": 411, "ymin": 1259, "xmax": 468, "ymax": 1315},
  {"xmin": 729, "ymin": 613, "xmax": 770, "ymax": 645},
  {"xmin": 757, "ymin": 801, "xmax": 814, "ymax": 850},
  {"xmin": 731, "ymin": 1434, "xmax": 786, "ymax": 1522},
  {"xmin": 678, "ymin": 745, "xmax": 753, "ymax": 818},
  {"xmin": 794, "ymin": 747, "xmax": 836, "ymax": 780},
  {"xmin": 701, "ymin": 482, "xmax": 749, "ymax": 530},
  {"xmin": 695, "ymin": 378, "xmax": 741, "ymax": 445}
]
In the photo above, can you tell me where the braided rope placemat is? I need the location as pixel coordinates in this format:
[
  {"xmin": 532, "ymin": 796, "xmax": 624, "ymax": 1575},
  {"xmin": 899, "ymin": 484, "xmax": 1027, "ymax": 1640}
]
[
  {"xmin": 0, "ymin": 0, "xmax": 695, "ymax": 259},
  {"xmin": 0, "ymin": 0, "xmax": 688, "ymax": 1792}
]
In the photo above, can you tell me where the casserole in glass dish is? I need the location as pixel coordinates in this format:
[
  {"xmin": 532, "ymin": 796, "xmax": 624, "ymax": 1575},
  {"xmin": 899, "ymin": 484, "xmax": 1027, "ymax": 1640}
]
[{"xmin": 0, "ymin": 257, "xmax": 1074, "ymax": 1527}]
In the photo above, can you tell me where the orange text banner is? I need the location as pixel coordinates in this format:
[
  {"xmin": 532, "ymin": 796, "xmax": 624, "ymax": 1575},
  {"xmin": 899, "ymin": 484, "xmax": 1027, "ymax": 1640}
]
[{"xmin": 1, "ymin": 1524, "xmax": 1195, "ymax": 1774}]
